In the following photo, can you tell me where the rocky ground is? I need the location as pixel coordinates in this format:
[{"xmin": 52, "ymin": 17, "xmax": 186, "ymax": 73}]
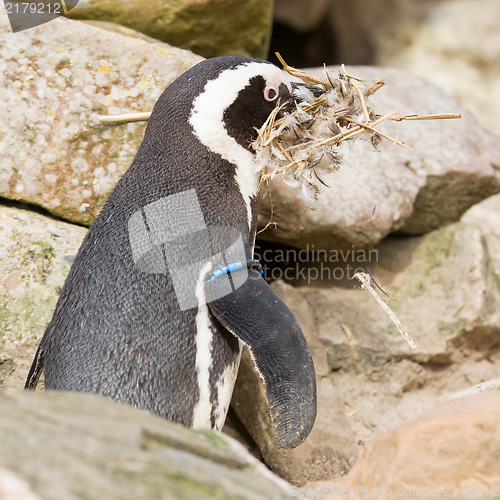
[{"xmin": 1, "ymin": 1, "xmax": 500, "ymax": 498}]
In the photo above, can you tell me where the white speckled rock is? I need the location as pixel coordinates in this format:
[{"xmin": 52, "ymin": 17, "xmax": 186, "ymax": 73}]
[
  {"xmin": 258, "ymin": 66, "xmax": 500, "ymax": 250},
  {"xmin": 0, "ymin": 12, "xmax": 202, "ymax": 225}
]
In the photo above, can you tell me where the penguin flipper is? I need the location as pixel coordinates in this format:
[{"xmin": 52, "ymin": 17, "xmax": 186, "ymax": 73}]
[
  {"xmin": 24, "ymin": 344, "xmax": 44, "ymax": 390},
  {"xmin": 206, "ymin": 269, "xmax": 317, "ymax": 448}
]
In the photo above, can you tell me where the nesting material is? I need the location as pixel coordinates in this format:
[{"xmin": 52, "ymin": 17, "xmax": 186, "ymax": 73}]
[
  {"xmin": 98, "ymin": 55, "xmax": 460, "ymax": 205},
  {"xmin": 254, "ymin": 54, "xmax": 460, "ymax": 203}
]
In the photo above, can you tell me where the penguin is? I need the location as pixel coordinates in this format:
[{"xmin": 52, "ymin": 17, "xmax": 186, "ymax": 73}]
[{"xmin": 25, "ymin": 56, "xmax": 317, "ymax": 448}]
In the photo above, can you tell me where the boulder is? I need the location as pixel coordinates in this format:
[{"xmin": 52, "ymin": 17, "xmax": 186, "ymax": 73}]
[
  {"xmin": 0, "ymin": 203, "xmax": 87, "ymax": 389},
  {"xmin": 258, "ymin": 66, "xmax": 500, "ymax": 249},
  {"xmin": 67, "ymin": 0, "xmax": 273, "ymax": 59},
  {"xmin": 235, "ymin": 204, "xmax": 500, "ymax": 480},
  {"xmin": 274, "ymin": 0, "xmax": 500, "ymax": 136},
  {"xmin": 0, "ymin": 389, "xmax": 294, "ymax": 499},
  {"xmin": 380, "ymin": 0, "xmax": 500, "ymax": 136},
  {"xmin": 292, "ymin": 210, "xmax": 500, "ymax": 375},
  {"xmin": 0, "ymin": 13, "xmax": 202, "ymax": 225},
  {"xmin": 342, "ymin": 391, "xmax": 500, "ymax": 494}
]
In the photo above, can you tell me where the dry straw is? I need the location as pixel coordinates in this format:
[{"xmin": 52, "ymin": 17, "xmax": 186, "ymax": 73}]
[
  {"xmin": 253, "ymin": 53, "xmax": 461, "ymax": 203},
  {"xmin": 99, "ymin": 55, "xmax": 460, "ymax": 204}
]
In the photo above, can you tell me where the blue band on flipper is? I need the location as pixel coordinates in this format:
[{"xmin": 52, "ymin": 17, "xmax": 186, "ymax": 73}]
[{"xmin": 206, "ymin": 259, "xmax": 263, "ymax": 282}]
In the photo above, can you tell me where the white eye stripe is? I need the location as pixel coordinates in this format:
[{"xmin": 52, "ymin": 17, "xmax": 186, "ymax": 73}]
[{"xmin": 189, "ymin": 61, "xmax": 291, "ymax": 232}]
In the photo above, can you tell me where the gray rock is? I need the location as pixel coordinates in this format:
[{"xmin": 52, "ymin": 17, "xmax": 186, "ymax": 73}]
[
  {"xmin": 0, "ymin": 13, "xmax": 202, "ymax": 225},
  {"xmin": 238, "ymin": 206, "xmax": 500, "ymax": 470},
  {"xmin": 0, "ymin": 204, "xmax": 87, "ymax": 389},
  {"xmin": 0, "ymin": 467, "xmax": 41, "ymax": 500},
  {"xmin": 258, "ymin": 66, "xmax": 500, "ymax": 249},
  {"xmin": 68, "ymin": 0, "xmax": 274, "ymax": 59},
  {"xmin": 461, "ymin": 192, "xmax": 500, "ymax": 237},
  {"xmin": 297, "ymin": 217, "xmax": 500, "ymax": 368},
  {"xmin": 274, "ymin": 0, "xmax": 330, "ymax": 33},
  {"xmin": 0, "ymin": 389, "xmax": 293, "ymax": 499}
]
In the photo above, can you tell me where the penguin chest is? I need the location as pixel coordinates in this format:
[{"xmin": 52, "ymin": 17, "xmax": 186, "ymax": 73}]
[{"xmin": 191, "ymin": 299, "xmax": 242, "ymax": 430}]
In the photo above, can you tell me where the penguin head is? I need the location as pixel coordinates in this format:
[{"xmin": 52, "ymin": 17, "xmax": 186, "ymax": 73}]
[
  {"xmin": 189, "ymin": 56, "xmax": 292, "ymax": 154},
  {"xmin": 219, "ymin": 59, "xmax": 293, "ymax": 151}
]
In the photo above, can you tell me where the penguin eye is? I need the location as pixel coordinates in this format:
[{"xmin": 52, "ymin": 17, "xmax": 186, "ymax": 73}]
[{"xmin": 264, "ymin": 86, "xmax": 279, "ymax": 102}]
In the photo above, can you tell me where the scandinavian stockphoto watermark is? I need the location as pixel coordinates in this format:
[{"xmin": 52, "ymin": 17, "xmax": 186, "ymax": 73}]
[
  {"xmin": 254, "ymin": 243, "xmax": 379, "ymax": 284},
  {"xmin": 4, "ymin": 0, "xmax": 78, "ymax": 32}
]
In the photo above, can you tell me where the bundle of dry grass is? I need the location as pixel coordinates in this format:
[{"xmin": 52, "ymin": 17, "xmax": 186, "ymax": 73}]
[
  {"xmin": 99, "ymin": 54, "xmax": 460, "ymax": 205},
  {"xmin": 254, "ymin": 53, "xmax": 460, "ymax": 204}
]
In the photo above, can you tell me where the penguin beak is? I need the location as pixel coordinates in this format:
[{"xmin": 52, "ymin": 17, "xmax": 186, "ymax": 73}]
[
  {"xmin": 281, "ymin": 82, "xmax": 325, "ymax": 115},
  {"xmin": 277, "ymin": 82, "xmax": 293, "ymax": 117}
]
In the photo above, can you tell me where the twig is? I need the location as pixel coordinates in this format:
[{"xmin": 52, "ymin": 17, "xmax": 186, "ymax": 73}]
[
  {"xmin": 341, "ymin": 64, "xmax": 370, "ymax": 123},
  {"xmin": 256, "ymin": 190, "xmax": 277, "ymax": 235},
  {"xmin": 99, "ymin": 112, "xmax": 152, "ymax": 123},
  {"xmin": 344, "ymin": 400, "xmax": 358, "ymax": 418},
  {"xmin": 288, "ymin": 111, "xmax": 399, "ymax": 151},
  {"xmin": 343, "ymin": 116, "xmax": 415, "ymax": 151},
  {"xmin": 275, "ymin": 52, "xmax": 330, "ymax": 88},
  {"xmin": 391, "ymin": 113, "xmax": 461, "ymax": 122},
  {"xmin": 354, "ymin": 272, "xmax": 417, "ymax": 350},
  {"xmin": 364, "ymin": 81, "xmax": 385, "ymax": 96}
]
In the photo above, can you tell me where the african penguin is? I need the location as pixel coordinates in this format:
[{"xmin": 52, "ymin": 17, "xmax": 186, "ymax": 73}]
[{"xmin": 25, "ymin": 56, "xmax": 317, "ymax": 448}]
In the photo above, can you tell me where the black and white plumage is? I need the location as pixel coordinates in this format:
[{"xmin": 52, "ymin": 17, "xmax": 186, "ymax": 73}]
[{"xmin": 25, "ymin": 56, "xmax": 317, "ymax": 448}]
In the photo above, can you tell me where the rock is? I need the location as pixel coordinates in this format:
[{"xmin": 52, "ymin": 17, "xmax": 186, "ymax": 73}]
[
  {"xmin": 0, "ymin": 13, "xmax": 202, "ymax": 225},
  {"xmin": 272, "ymin": 1, "xmax": 447, "ymax": 67},
  {"xmin": 257, "ymin": 66, "xmax": 500, "ymax": 250},
  {"xmin": 274, "ymin": 0, "xmax": 500, "ymax": 137},
  {"xmin": 0, "ymin": 389, "xmax": 294, "ymax": 499},
  {"xmin": 0, "ymin": 203, "xmax": 87, "ymax": 389},
  {"xmin": 68, "ymin": 0, "xmax": 273, "ymax": 59},
  {"xmin": 82, "ymin": 20, "xmax": 166, "ymax": 43},
  {"xmin": 380, "ymin": 0, "xmax": 500, "ymax": 136},
  {"xmin": 461, "ymin": 192, "xmax": 500, "ymax": 237},
  {"xmin": 245, "ymin": 208, "xmax": 500, "ymax": 460},
  {"xmin": 290, "ymin": 215, "xmax": 500, "ymax": 367},
  {"xmin": 326, "ymin": 0, "xmax": 442, "ymax": 66},
  {"xmin": 274, "ymin": 0, "xmax": 330, "ymax": 34},
  {"xmin": 231, "ymin": 281, "xmax": 359, "ymax": 486},
  {"xmin": 342, "ymin": 391, "xmax": 500, "ymax": 493}
]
